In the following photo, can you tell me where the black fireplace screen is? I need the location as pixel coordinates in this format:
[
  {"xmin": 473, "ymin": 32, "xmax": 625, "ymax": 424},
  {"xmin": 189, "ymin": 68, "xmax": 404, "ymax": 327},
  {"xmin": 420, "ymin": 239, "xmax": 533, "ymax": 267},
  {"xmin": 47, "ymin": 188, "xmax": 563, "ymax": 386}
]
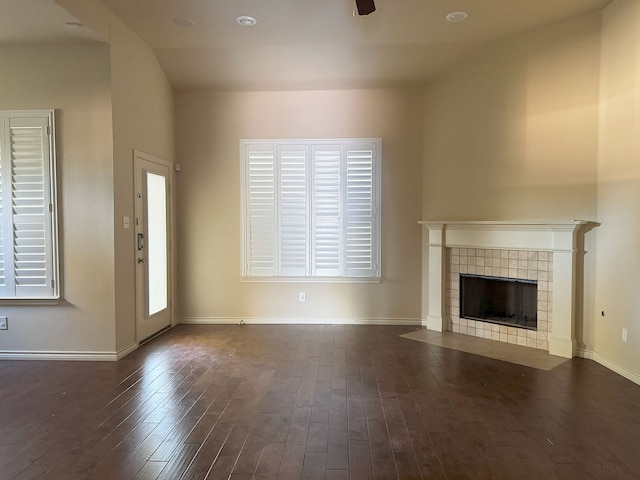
[{"xmin": 460, "ymin": 274, "xmax": 537, "ymax": 330}]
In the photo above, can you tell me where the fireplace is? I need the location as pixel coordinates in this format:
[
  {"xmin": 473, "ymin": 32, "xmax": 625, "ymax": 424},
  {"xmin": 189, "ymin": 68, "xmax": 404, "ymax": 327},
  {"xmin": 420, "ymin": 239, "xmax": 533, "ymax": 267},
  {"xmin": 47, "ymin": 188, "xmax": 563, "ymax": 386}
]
[
  {"xmin": 460, "ymin": 274, "xmax": 537, "ymax": 330},
  {"xmin": 446, "ymin": 247, "xmax": 550, "ymax": 349},
  {"xmin": 420, "ymin": 220, "xmax": 597, "ymax": 358}
]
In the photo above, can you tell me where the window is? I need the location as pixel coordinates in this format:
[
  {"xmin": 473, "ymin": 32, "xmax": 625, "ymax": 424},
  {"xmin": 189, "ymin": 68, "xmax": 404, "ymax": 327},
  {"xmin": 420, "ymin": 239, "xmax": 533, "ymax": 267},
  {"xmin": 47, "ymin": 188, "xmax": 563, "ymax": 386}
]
[
  {"xmin": 241, "ymin": 138, "xmax": 381, "ymax": 280},
  {"xmin": 0, "ymin": 110, "xmax": 59, "ymax": 299}
]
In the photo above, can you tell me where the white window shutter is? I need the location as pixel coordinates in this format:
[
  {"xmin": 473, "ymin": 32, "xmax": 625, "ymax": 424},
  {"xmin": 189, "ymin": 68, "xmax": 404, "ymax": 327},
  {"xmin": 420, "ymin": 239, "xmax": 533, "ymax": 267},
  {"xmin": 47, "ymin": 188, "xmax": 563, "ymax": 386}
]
[
  {"xmin": 242, "ymin": 138, "xmax": 380, "ymax": 280},
  {"xmin": 345, "ymin": 144, "xmax": 377, "ymax": 277},
  {"xmin": 245, "ymin": 144, "xmax": 277, "ymax": 276},
  {"xmin": 312, "ymin": 145, "xmax": 342, "ymax": 276},
  {"xmin": 0, "ymin": 120, "xmax": 7, "ymax": 296},
  {"xmin": 9, "ymin": 116, "xmax": 53, "ymax": 297},
  {"xmin": 0, "ymin": 110, "xmax": 58, "ymax": 300},
  {"xmin": 279, "ymin": 145, "xmax": 308, "ymax": 276}
]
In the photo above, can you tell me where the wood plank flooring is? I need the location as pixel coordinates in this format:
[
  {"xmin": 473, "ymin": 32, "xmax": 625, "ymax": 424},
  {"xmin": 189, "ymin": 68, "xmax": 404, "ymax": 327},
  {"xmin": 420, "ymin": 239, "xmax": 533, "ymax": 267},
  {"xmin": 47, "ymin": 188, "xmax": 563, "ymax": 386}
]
[{"xmin": 0, "ymin": 324, "xmax": 639, "ymax": 479}]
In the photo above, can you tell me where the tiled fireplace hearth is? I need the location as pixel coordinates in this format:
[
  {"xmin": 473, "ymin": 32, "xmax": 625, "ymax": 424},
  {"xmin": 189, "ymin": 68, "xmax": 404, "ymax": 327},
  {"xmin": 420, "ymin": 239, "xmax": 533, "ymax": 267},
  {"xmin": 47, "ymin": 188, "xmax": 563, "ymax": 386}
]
[{"xmin": 420, "ymin": 221, "xmax": 596, "ymax": 358}]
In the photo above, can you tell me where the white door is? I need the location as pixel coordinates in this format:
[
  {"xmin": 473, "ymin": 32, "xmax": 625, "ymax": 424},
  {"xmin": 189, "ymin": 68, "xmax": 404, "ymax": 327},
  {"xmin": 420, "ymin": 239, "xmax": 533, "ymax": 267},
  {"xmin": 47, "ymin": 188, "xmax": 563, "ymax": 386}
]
[{"xmin": 134, "ymin": 151, "xmax": 172, "ymax": 341}]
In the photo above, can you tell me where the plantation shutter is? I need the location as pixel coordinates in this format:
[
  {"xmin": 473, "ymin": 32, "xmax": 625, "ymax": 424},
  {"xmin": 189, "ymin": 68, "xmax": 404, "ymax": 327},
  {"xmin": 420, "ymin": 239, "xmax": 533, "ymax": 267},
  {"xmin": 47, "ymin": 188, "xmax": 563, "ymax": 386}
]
[
  {"xmin": 346, "ymin": 144, "xmax": 377, "ymax": 277},
  {"xmin": 245, "ymin": 144, "xmax": 277, "ymax": 276},
  {"xmin": 279, "ymin": 145, "xmax": 308, "ymax": 276},
  {"xmin": 0, "ymin": 111, "xmax": 57, "ymax": 299},
  {"xmin": 0, "ymin": 120, "xmax": 7, "ymax": 296},
  {"xmin": 312, "ymin": 145, "xmax": 342, "ymax": 276},
  {"xmin": 9, "ymin": 116, "xmax": 52, "ymax": 297},
  {"xmin": 242, "ymin": 138, "xmax": 380, "ymax": 279}
]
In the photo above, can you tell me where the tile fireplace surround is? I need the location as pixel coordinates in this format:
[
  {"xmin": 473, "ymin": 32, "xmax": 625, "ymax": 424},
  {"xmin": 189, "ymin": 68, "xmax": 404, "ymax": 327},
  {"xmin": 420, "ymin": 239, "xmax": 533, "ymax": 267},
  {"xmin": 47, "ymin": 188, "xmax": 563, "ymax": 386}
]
[{"xmin": 420, "ymin": 221, "xmax": 597, "ymax": 358}]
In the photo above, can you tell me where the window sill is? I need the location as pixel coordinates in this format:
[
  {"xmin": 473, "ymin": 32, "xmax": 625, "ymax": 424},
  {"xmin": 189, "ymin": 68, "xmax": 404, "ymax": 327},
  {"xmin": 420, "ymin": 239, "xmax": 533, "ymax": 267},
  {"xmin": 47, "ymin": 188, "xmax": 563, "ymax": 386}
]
[
  {"xmin": 0, "ymin": 297, "xmax": 61, "ymax": 306},
  {"xmin": 242, "ymin": 277, "xmax": 381, "ymax": 284}
]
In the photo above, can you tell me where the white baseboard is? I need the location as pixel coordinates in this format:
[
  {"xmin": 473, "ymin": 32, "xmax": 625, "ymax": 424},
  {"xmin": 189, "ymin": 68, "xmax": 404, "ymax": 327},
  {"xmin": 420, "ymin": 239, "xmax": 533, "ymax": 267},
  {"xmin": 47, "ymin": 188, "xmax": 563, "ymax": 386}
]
[
  {"xmin": 578, "ymin": 348, "xmax": 640, "ymax": 386},
  {"xmin": 117, "ymin": 342, "xmax": 139, "ymax": 360},
  {"xmin": 179, "ymin": 317, "xmax": 422, "ymax": 326},
  {"xmin": 0, "ymin": 350, "xmax": 119, "ymax": 361},
  {"xmin": 0, "ymin": 342, "xmax": 139, "ymax": 362}
]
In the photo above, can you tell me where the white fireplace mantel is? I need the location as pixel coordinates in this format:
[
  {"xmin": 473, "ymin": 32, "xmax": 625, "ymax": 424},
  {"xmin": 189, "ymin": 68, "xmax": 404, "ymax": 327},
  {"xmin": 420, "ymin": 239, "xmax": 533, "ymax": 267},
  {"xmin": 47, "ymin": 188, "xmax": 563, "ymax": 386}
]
[{"xmin": 419, "ymin": 220, "xmax": 598, "ymax": 358}]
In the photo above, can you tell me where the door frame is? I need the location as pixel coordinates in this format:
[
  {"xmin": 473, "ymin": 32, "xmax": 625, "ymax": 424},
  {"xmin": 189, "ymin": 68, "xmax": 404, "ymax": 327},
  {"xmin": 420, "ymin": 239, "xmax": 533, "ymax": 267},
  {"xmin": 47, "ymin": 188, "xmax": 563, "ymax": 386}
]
[{"xmin": 133, "ymin": 149, "xmax": 175, "ymax": 342}]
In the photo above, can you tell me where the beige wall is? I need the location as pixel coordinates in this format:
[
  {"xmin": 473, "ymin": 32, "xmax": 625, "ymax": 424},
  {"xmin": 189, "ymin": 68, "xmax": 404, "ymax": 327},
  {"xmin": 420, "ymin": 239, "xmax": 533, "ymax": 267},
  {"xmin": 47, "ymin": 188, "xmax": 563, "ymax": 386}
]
[
  {"xmin": 108, "ymin": 19, "xmax": 175, "ymax": 351},
  {"xmin": 0, "ymin": 43, "xmax": 116, "ymax": 353},
  {"xmin": 175, "ymin": 89, "xmax": 423, "ymax": 323},
  {"xmin": 591, "ymin": 0, "xmax": 640, "ymax": 378},
  {"xmin": 422, "ymin": 13, "xmax": 600, "ymax": 221},
  {"xmin": 421, "ymin": 6, "xmax": 640, "ymax": 381},
  {"xmin": 421, "ymin": 14, "xmax": 605, "ymax": 361},
  {"xmin": 58, "ymin": 0, "xmax": 175, "ymax": 352},
  {"xmin": 0, "ymin": 0, "xmax": 175, "ymax": 357}
]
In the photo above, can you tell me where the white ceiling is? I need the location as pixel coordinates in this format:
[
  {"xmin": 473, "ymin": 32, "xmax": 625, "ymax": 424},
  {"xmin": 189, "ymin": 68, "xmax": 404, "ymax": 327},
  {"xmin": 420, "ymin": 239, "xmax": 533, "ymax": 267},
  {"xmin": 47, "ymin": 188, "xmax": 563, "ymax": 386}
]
[{"xmin": 3, "ymin": 0, "xmax": 612, "ymax": 90}]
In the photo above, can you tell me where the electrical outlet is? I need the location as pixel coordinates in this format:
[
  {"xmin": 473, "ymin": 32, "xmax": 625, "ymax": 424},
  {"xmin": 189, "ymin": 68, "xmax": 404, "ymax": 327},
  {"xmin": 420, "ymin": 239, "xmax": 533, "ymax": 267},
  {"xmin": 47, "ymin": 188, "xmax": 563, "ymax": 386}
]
[
  {"xmin": 0, "ymin": 316, "xmax": 7, "ymax": 330},
  {"xmin": 298, "ymin": 292, "xmax": 306, "ymax": 302},
  {"xmin": 622, "ymin": 328, "xmax": 628, "ymax": 343}
]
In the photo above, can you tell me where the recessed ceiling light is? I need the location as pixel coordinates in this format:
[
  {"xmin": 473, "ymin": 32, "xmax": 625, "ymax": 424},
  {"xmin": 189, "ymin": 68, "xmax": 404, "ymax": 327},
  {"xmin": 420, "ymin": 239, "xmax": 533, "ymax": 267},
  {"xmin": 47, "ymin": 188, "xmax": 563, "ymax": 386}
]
[
  {"xmin": 446, "ymin": 11, "xmax": 468, "ymax": 22},
  {"xmin": 236, "ymin": 16, "xmax": 257, "ymax": 27},
  {"xmin": 174, "ymin": 17, "xmax": 195, "ymax": 27}
]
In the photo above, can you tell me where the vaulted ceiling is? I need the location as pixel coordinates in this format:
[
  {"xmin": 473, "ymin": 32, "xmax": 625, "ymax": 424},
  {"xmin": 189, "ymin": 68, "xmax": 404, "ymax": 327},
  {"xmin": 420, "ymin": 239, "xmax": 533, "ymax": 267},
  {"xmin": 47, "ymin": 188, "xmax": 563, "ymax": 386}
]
[
  {"xmin": 3, "ymin": 0, "xmax": 612, "ymax": 90},
  {"xmin": 0, "ymin": 0, "xmax": 102, "ymax": 45}
]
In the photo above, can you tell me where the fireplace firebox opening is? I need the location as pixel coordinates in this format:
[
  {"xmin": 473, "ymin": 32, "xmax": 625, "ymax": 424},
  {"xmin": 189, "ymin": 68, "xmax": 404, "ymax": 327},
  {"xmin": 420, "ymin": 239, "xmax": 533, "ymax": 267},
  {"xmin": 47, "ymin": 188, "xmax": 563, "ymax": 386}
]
[{"xmin": 460, "ymin": 274, "xmax": 537, "ymax": 330}]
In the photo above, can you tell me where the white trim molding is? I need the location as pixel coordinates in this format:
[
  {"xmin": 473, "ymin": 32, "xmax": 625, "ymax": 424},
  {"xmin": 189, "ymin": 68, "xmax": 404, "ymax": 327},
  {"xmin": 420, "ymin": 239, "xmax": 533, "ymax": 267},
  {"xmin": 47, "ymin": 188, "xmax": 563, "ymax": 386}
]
[
  {"xmin": 180, "ymin": 317, "xmax": 421, "ymax": 326},
  {"xmin": 0, "ymin": 342, "xmax": 139, "ymax": 362},
  {"xmin": 419, "ymin": 220, "xmax": 599, "ymax": 358},
  {"xmin": 579, "ymin": 348, "xmax": 640, "ymax": 386},
  {"xmin": 0, "ymin": 351, "xmax": 119, "ymax": 362},
  {"xmin": 117, "ymin": 342, "xmax": 139, "ymax": 360}
]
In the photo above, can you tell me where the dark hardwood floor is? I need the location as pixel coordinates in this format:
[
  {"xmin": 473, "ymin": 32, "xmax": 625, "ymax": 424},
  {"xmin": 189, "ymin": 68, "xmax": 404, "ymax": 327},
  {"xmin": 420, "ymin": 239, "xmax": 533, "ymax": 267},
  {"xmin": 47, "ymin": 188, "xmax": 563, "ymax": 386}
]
[{"xmin": 1, "ymin": 324, "xmax": 639, "ymax": 479}]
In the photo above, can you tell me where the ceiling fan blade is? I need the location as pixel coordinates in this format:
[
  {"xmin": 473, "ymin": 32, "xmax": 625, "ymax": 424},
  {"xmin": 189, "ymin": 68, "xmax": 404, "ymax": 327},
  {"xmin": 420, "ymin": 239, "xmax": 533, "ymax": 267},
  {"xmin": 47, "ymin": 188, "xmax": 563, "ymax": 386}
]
[{"xmin": 355, "ymin": 0, "xmax": 376, "ymax": 15}]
